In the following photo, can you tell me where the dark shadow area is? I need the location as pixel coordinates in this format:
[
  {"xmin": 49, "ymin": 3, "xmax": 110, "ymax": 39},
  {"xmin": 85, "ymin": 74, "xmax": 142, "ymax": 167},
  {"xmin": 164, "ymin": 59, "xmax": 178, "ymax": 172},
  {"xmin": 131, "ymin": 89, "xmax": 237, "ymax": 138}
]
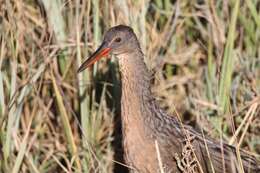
[{"xmin": 95, "ymin": 62, "xmax": 129, "ymax": 173}]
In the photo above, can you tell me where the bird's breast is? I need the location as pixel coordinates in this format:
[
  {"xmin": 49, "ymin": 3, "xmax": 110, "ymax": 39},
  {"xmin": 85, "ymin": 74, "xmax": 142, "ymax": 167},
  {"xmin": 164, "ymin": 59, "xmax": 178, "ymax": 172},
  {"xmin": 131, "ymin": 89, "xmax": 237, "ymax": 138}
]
[{"xmin": 121, "ymin": 98, "xmax": 159, "ymax": 173}]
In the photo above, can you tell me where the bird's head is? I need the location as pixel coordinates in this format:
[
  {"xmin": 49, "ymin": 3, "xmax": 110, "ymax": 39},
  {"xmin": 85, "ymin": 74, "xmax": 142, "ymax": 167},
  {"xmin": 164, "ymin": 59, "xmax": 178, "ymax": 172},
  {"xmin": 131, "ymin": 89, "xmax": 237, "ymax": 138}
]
[{"xmin": 78, "ymin": 25, "xmax": 139, "ymax": 73}]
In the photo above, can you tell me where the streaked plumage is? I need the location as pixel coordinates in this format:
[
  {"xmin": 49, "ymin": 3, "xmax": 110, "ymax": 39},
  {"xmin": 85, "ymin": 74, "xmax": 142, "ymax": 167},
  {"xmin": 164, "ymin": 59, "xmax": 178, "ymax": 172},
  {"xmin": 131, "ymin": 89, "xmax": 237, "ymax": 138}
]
[{"xmin": 78, "ymin": 25, "xmax": 260, "ymax": 173}]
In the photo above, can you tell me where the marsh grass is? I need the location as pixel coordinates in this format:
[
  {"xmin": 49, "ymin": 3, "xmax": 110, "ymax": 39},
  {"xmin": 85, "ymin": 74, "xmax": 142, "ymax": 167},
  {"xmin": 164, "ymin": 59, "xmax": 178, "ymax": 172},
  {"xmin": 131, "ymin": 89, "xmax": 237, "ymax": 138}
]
[{"xmin": 0, "ymin": 0, "xmax": 259, "ymax": 172}]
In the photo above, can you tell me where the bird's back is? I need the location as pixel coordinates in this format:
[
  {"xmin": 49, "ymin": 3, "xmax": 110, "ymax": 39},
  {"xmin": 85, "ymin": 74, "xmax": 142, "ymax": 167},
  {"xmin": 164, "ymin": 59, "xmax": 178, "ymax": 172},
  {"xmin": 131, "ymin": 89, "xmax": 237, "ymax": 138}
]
[{"xmin": 147, "ymin": 102, "xmax": 260, "ymax": 173}]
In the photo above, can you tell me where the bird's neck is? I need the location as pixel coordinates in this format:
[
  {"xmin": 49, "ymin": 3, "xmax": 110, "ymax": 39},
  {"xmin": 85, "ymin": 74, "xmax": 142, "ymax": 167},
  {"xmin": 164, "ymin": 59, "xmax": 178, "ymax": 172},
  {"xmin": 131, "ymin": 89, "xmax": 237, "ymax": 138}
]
[
  {"xmin": 118, "ymin": 50, "xmax": 152, "ymax": 106},
  {"xmin": 117, "ymin": 50, "xmax": 160, "ymax": 168},
  {"xmin": 118, "ymin": 50, "xmax": 154, "ymax": 130}
]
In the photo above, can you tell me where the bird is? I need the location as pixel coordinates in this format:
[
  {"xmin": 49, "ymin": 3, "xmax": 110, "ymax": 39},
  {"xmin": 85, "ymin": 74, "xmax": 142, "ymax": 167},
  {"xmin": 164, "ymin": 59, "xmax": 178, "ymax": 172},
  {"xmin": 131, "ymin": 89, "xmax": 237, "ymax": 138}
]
[{"xmin": 78, "ymin": 25, "xmax": 260, "ymax": 173}]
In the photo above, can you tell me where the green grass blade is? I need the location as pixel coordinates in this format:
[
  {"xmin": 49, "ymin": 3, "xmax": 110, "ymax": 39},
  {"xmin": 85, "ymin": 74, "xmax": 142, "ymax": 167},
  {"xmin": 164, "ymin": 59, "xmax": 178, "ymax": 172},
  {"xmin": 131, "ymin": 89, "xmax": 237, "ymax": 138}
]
[
  {"xmin": 75, "ymin": 1, "xmax": 91, "ymax": 172},
  {"xmin": 41, "ymin": 0, "xmax": 68, "ymax": 74},
  {"xmin": 92, "ymin": 0, "xmax": 101, "ymax": 76},
  {"xmin": 218, "ymin": 0, "xmax": 240, "ymax": 114},
  {"xmin": 11, "ymin": 117, "xmax": 32, "ymax": 173},
  {"xmin": 4, "ymin": 57, "xmax": 17, "ymax": 166},
  {"xmin": 0, "ymin": 71, "xmax": 5, "ymax": 116},
  {"xmin": 245, "ymin": 0, "xmax": 260, "ymax": 30},
  {"xmin": 51, "ymin": 71, "xmax": 82, "ymax": 172}
]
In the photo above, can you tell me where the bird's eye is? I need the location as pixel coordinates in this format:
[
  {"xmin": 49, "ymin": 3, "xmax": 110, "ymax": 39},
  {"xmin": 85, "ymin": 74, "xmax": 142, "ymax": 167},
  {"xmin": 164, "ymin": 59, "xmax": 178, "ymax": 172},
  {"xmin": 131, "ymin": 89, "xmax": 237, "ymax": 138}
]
[{"xmin": 115, "ymin": 37, "xmax": 121, "ymax": 42}]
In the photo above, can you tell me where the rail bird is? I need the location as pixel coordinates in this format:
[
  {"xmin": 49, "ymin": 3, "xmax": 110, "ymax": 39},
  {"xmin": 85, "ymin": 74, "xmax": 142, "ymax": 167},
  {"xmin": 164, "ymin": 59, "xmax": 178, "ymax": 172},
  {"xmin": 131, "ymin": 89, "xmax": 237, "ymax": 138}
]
[{"xmin": 78, "ymin": 25, "xmax": 260, "ymax": 173}]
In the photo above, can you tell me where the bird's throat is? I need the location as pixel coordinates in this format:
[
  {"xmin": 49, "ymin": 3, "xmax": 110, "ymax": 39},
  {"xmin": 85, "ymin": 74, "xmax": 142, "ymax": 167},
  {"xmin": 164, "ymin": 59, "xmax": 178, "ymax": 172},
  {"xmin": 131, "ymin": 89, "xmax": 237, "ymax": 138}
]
[
  {"xmin": 117, "ymin": 51, "xmax": 159, "ymax": 170},
  {"xmin": 118, "ymin": 51, "xmax": 152, "ymax": 115}
]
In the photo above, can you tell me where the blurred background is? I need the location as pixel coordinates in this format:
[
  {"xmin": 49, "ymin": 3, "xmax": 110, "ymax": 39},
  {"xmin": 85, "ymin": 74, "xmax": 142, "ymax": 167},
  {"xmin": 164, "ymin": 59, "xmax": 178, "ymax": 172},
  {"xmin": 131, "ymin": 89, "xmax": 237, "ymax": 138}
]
[{"xmin": 0, "ymin": 0, "xmax": 259, "ymax": 172}]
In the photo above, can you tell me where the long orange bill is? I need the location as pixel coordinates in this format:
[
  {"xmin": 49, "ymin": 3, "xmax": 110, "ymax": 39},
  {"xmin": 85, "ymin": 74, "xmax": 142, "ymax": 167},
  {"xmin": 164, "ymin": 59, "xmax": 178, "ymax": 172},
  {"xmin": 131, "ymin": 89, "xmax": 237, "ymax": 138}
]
[{"xmin": 77, "ymin": 43, "xmax": 111, "ymax": 73}]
